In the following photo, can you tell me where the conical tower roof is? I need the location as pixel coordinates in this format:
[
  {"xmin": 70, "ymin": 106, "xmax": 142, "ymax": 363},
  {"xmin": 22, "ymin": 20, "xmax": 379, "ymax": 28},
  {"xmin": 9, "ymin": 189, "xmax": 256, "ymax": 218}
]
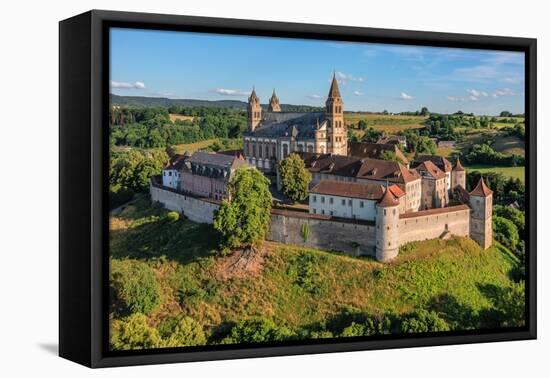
[
  {"xmin": 470, "ymin": 177, "xmax": 493, "ymax": 197},
  {"xmin": 453, "ymin": 158, "xmax": 465, "ymax": 172},
  {"xmin": 328, "ymin": 72, "xmax": 341, "ymax": 98},
  {"xmin": 248, "ymin": 86, "xmax": 259, "ymax": 103},
  {"xmin": 378, "ymin": 186, "xmax": 400, "ymax": 207},
  {"xmin": 269, "ymin": 88, "xmax": 279, "ymax": 102}
]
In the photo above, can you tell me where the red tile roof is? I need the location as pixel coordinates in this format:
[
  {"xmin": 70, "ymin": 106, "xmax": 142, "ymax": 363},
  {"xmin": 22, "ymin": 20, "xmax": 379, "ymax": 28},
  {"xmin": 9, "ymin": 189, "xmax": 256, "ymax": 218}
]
[
  {"xmin": 388, "ymin": 184, "xmax": 406, "ymax": 198},
  {"xmin": 470, "ymin": 177, "xmax": 493, "ymax": 197},
  {"xmin": 453, "ymin": 158, "xmax": 465, "ymax": 172},
  {"xmin": 309, "ymin": 180, "xmax": 386, "ymax": 200},
  {"xmin": 415, "ymin": 160, "xmax": 446, "ymax": 180},
  {"xmin": 378, "ymin": 187, "xmax": 400, "ymax": 207}
]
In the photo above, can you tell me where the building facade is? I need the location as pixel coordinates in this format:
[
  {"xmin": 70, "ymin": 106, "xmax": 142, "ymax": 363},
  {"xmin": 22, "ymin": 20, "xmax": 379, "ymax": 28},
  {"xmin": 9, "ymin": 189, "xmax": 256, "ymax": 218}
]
[
  {"xmin": 163, "ymin": 151, "xmax": 250, "ymax": 200},
  {"xmin": 243, "ymin": 74, "xmax": 346, "ymax": 172}
]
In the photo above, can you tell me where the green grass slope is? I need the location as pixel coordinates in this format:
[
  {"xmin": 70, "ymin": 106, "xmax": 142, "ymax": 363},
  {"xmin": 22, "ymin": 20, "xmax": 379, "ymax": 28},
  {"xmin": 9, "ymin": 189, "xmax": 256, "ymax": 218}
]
[{"xmin": 109, "ymin": 198, "xmax": 524, "ymax": 347}]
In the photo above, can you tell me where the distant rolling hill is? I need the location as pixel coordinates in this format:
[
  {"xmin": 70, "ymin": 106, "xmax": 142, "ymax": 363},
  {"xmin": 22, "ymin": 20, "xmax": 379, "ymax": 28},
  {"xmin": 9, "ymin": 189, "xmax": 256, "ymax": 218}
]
[{"xmin": 110, "ymin": 94, "xmax": 323, "ymax": 112}]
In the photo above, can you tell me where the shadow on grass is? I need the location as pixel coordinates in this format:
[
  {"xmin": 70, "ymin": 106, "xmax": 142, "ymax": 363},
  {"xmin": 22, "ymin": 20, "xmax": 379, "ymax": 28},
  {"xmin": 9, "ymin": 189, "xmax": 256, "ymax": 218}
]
[{"xmin": 109, "ymin": 197, "xmax": 221, "ymax": 265}]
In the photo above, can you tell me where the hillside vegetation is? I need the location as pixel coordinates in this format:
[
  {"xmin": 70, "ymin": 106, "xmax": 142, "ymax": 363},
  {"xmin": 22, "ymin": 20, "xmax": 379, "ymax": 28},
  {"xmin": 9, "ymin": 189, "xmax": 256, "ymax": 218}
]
[{"xmin": 109, "ymin": 197, "xmax": 524, "ymax": 350}]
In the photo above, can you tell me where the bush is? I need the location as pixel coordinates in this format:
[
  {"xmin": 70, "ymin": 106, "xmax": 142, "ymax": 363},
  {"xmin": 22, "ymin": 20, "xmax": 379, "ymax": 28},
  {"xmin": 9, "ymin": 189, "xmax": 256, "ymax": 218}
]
[
  {"xmin": 399, "ymin": 309, "xmax": 450, "ymax": 333},
  {"xmin": 110, "ymin": 313, "xmax": 162, "ymax": 350},
  {"xmin": 159, "ymin": 316, "xmax": 207, "ymax": 347},
  {"xmin": 493, "ymin": 216, "xmax": 520, "ymax": 252},
  {"xmin": 165, "ymin": 211, "xmax": 180, "ymax": 223},
  {"xmin": 110, "ymin": 259, "xmax": 161, "ymax": 315},
  {"xmin": 223, "ymin": 317, "xmax": 294, "ymax": 344}
]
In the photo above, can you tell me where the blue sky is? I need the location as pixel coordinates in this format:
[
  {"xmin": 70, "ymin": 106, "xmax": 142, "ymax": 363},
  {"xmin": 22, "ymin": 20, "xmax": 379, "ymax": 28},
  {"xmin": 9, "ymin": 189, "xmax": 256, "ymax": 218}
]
[{"xmin": 110, "ymin": 28, "xmax": 525, "ymax": 115}]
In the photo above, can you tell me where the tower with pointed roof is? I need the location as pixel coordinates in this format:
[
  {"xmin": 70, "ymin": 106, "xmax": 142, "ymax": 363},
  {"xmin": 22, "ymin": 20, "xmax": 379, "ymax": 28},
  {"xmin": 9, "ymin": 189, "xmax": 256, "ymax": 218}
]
[
  {"xmin": 451, "ymin": 158, "xmax": 466, "ymax": 190},
  {"xmin": 376, "ymin": 187, "xmax": 400, "ymax": 262},
  {"xmin": 469, "ymin": 177, "xmax": 493, "ymax": 249},
  {"xmin": 325, "ymin": 73, "xmax": 347, "ymax": 156},
  {"xmin": 268, "ymin": 89, "xmax": 281, "ymax": 112},
  {"xmin": 247, "ymin": 87, "xmax": 262, "ymax": 131}
]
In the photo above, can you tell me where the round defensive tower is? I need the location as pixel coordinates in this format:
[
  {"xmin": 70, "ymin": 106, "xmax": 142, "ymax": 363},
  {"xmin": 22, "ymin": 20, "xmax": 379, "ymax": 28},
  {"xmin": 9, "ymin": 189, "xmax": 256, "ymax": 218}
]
[{"xmin": 375, "ymin": 187, "xmax": 400, "ymax": 262}]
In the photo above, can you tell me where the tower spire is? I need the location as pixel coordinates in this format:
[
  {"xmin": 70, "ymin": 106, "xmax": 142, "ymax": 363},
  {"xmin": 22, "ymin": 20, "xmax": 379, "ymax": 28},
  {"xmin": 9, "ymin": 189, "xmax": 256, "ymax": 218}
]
[{"xmin": 328, "ymin": 71, "xmax": 341, "ymax": 98}]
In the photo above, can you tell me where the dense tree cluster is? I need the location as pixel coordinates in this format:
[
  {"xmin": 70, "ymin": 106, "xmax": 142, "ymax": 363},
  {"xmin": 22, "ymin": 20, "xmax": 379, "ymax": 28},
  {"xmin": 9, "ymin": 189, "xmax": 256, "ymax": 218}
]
[
  {"xmin": 109, "ymin": 149, "xmax": 168, "ymax": 208},
  {"xmin": 110, "ymin": 106, "xmax": 247, "ymax": 148},
  {"xmin": 110, "ymin": 259, "xmax": 161, "ymax": 316},
  {"xmin": 462, "ymin": 143, "xmax": 525, "ymax": 167}
]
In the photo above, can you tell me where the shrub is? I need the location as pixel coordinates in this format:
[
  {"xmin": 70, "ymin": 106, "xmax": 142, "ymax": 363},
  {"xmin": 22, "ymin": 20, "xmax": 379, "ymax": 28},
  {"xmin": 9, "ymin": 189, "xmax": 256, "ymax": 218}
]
[
  {"xmin": 110, "ymin": 313, "xmax": 162, "ymax": 350},
  {"xmin": 165, "ymin": 211, "xmax": 180, "ymax": 223},
  {"xmin": 399, "ymin": 309, "xmax": 450, "ymax": 333},
  {"xmin": 493, "ymin": 216, "xmax": 520, "ymax": 252},
  {"xmin": 160, "ymin": 316, "xmax": 207, "ymax": 347},
  {"xmin": 223, "ymin": 317, "xmax": 294, "ymax": 344},
  {"xmin": 110, "ymin": 259, "xmax": 161, "ymax": 315},
  {"xmin": 300, "ymin": 223, "xmax": 310, "ymax": 242}
]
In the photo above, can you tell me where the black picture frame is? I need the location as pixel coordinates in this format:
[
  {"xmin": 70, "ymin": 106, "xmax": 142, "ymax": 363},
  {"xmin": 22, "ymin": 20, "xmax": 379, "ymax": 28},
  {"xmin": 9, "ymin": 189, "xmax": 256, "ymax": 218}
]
[{"xmin": 59, "ymin": 9, "xmax": 537, "ymax": 368}]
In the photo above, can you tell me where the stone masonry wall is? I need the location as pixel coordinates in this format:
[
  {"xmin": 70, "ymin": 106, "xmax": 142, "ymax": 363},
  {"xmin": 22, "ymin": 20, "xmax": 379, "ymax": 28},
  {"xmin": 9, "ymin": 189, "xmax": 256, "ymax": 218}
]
[
  {"xmin": 150, "ymin": 183, "xmax": 219, "ymax": 224},
  {"xmin": 269, "ymin": 210, "xmax": 377, "ymax": 257},
  {"xmin": 150, "ymin": 183, "xmax": 472, "ymax": 260},
  {"xmin": 398, "ymin": 205, "xmax": 470, "ymax": 245}
]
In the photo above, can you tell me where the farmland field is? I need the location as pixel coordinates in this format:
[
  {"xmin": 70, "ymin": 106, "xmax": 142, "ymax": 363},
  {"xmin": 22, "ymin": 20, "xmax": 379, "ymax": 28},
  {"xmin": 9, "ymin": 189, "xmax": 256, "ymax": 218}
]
[
  {"xmin": 344, "ymin": 113, "xmax": 426, "ymax": 134},
  {"xmin": 169, "ymin": 113, "xmax": 195, "ymax": 123},
  {"xmin": 465, "ymin": 165, "xmax": 525, "ymax": 182},
  {"xmin": 492, "ymin": 135, "xmax": 525, "ymax": 156}
]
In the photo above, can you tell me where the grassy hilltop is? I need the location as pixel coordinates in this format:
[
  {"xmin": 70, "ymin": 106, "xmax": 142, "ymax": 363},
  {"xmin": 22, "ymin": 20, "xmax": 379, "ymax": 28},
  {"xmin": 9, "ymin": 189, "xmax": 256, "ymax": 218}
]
[{"xmin": 109, "ymin": 197, "xmax": 524, "ymax": 350}]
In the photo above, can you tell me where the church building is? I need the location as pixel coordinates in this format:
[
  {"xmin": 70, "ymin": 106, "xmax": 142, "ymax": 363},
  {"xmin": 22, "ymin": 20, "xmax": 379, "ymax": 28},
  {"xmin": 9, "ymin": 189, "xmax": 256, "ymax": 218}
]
[{"xmin": 243, "ymin": 73, "xmax": 347, "ymax": 172}]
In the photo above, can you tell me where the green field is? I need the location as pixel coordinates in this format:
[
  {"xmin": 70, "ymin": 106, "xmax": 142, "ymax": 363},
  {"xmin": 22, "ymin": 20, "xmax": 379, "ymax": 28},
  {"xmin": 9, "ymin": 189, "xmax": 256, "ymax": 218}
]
[
  {"xmin": 345, "ymin": 113, "xmax": 426, "ymax": 134},
  {"xmin": 109, "ymin": 198, "xmax": 523, "ymax": 348},
  {"xmin": 465, "ymin": 165, "xmax": 525, "ymax": 182}
]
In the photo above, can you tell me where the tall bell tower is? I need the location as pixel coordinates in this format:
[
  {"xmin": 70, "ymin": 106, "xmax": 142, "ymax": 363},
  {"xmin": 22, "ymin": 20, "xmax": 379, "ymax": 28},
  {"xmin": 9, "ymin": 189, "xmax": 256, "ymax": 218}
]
[
  {"xmin": 325, "ymin": 73, "xmax": 347, "ymax": 155},
  {"xmin": 247, "ymin": 86, "xmax": 262, "ymax": 131}
]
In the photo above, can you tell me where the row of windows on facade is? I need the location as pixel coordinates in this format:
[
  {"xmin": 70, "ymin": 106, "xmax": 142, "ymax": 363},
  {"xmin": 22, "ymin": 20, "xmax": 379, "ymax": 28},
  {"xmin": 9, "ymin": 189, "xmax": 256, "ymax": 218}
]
[
  {"xmin": 328, "ymin": 105, "xmax": 343, "ymax": 113},
  {"xmin": 163, "ymin": 171, "xmax": 180, "ymax": 177}
]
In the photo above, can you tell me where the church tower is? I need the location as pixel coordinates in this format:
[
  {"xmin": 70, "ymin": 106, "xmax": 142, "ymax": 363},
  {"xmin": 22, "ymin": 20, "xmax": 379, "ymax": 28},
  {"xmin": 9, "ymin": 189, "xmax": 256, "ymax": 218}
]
[
  {"xmin": 268, "ymin": 89, "xmax": 281, "ymax": 112},
  {"xmin": 325, "ymin": 73, "xmax": 347, "ymax": 155},
  {"xmin": 376, "ymin": 187, "xmax": 400, "ymax": 262},
  {"xmin": 247, "ymin": 87, "xmax": 262, "ymax": 131},
  {"xmin": 469, "ymin": 177, "xmax": 493, "ymax": 249}
]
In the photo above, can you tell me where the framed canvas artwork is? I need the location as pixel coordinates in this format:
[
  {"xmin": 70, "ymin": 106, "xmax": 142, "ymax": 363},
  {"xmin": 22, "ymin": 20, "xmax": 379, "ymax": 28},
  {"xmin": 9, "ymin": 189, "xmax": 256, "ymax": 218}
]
[{"xmin": 59, "ymin": 10, "xmax": 536, "ymax": 368}]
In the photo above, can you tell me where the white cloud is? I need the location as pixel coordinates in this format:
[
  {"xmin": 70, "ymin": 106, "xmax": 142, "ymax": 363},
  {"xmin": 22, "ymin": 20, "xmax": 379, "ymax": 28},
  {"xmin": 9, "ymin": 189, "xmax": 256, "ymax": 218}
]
[
  {"xmin": 467, "ymin": 89, "xmax": 488, "ymax": 97},
  {"xmin": 215, "ymin": 88, "xmax": 250, "ymax": 96},
  {"xmin": 110, "ymin": 80, "xmax": 147, "ymax": 89},
  {"xmin": 308, "ymin": 94, "xmax": 322, "ymax": 100},
  {"xmin": 469, "ymin": 95, "xmax": 479, "ymax": 101},
  {"xmin": 399, "ymin": 92, "xmax": 414, "ymax": 100},
  {"xmin": 335, "ymin": 71, "xmax": 366, "ymax": 84},
  {"xmin": 353, "ymin": 91, "xmax": 363, "ymax": 96},
  {"xmin": 492, "ymin": 88, "xmax": 516, "ymax": 97}
]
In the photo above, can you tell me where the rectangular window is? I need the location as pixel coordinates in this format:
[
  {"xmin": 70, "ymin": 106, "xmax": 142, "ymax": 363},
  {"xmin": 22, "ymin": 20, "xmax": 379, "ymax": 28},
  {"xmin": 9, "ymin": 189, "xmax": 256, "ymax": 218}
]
[
  {"xmin": 321, "ymin": 209, "xmax": 325, "ymax": 215},
  {"xmin": 329, "ymin": 197, "xmax": 334, "ymax": 204},
  {"xmin": 169, "ymin": 172, "xmax": 172, "ymax": 176},
  {"xmin": 321, "ymin": 196, "xmax": 325, "ymax": 204},
  {"xmin": 313, "ymin": 195, "xmax": 317, "ymax": 203},
  {"xmin": 360, "ymin": 201, "xmax": 364, "ymax": 208},
  {"xmin": 330, "ymin": 211, "xmax": 333, "ymax": 216},
  {"xmin": 313, "ymin": 208, "xmax": 317, "ymax": 214},
  {"xmin": 348, "ymin": 199, "xmax": 352, "ymax": 206},
  {"xmin": 342, "ymin": 199, "xmax": 345, "ymax": 206}
]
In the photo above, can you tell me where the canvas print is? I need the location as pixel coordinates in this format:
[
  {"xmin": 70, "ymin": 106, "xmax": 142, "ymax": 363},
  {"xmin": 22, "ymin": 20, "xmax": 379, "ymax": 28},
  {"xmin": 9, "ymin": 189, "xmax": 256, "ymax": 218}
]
[{"xmin": 108, "ymin": 28, "xmax": 527, "ymax": 351}]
